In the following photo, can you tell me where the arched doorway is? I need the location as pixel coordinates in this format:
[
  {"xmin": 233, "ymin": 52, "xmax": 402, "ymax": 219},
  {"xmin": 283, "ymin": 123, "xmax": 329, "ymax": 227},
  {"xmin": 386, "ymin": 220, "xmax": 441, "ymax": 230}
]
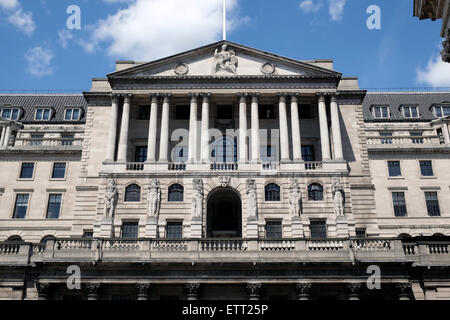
[{"xmin": 207, "ymin": 188, "xmax": 242, "ymax": 238}]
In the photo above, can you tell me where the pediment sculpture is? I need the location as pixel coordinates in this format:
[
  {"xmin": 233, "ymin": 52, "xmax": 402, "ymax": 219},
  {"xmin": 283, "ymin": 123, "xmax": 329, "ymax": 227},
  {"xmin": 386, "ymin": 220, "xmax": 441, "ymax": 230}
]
[{"xmin": 212, "ymin": 44, "xmax": 238, "ymax": 75}]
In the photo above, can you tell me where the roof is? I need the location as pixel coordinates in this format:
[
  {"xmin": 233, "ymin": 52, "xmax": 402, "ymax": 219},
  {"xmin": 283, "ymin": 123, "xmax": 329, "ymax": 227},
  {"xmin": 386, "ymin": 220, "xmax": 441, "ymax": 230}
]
[
  {"xmin": 0, "ymin": 94, "xmax": 87, "ymax": 123},
  {"xmin": 362, "ymin": 92, "xmax": 450, "ymax": 122}
]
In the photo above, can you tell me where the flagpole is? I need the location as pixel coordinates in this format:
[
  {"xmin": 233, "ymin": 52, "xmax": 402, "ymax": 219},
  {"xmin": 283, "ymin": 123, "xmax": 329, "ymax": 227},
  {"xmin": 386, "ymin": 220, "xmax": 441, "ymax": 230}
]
[{"xmin": 223, "ymin": 0, "xmax": 227, "ymax": 40}]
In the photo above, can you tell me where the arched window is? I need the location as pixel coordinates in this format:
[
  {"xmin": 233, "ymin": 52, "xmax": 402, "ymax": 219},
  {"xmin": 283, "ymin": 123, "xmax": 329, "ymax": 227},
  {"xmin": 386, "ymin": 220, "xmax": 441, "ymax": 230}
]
[
  {"xmin": 7, "ymin": 235, "xmax": 23, "ymax": 242},
  {"xmin": 40, "ymin": 235, "xmax": 56, "ymax": 244},
  {"xmin": 265, "ymin": 184, "xmax": 280, "ymax": 202},
  {"xmin": 168, "ymin": 184, "xmax": 184, "ymax": 202},
  {"xmin": 125, "ymin": 184, "xmax": 141, "ymax": 202},
  {"xmin": 308, "ymin": 183, "xmax": 323, "ymax": 201}
]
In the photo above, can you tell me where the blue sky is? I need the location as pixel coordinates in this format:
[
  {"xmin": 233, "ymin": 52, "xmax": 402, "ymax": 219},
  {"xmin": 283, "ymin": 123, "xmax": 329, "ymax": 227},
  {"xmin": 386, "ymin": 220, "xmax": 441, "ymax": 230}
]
[{"xmin": 0, "ymin": 0, "xmax": 448, "ymax": 92}]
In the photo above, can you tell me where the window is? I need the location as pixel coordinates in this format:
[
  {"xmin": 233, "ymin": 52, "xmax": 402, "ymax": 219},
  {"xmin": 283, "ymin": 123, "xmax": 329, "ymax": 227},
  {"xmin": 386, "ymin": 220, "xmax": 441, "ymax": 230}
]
[
  {"xmin": 61, "ymin": 134, "xmax": 74, "ymax": 146},
  {"xmin": 310, "ymin": 220, "xmax": 327, "ymax": 239},
  {"xmin": 168, "ymin": 184, "xmax": 184, "ymax": 202},
  {"xmin": 302, "ymin": 145, "xmax": 315, "ymax": 161},
  {"xmin": 175, "ymin": 105, "xmax": 190, "ymax": 120},
  {"xmin": 425, "ymin": 192, "xmax": 441, "ymax": 217},
  {"xmin": 7, "ymin": 235, "xmax": 23, "ymax": 242},
  {"xmin": 82, "ymin": 230, "xmax": 93, "ymax": 238},
  {"xmin": 259, "ymin": 105, "xmax": 275, "ymax": 119},
  {"xmin": 46, "ymin": 194, "xmax": 62, "ymax": 219},
  {"xmin": 30, "ymin": 134, "xmax": 44, "ymax": 146},
  {"xmin": 299, "ymin": 104, "xmax": 313, "ymax": 119},
  {"xmin": 402, "ymin": 106, "xmax": 419, "ymax": 118},
  {"xmin": 211, "ymin": 136, "xmax": 237, "ymax": 163},
  {"xmin": 135, "ymin": 146, "xmax": 148, "ymax": 162},
  {"xmin": 265, "ymin": 221, "xmax": 282, "ymax": 238},
  {"xmin": 410, "ymin": 132, "xmax": 423, "ymax": 144},
  {"xmin": 173, "ymin": 147, "xmax": 188, "ymax": 163},
  {"xmin": 1, "ymin": 108, "xmax": 20, "ymax": 120},
  {"xmin": 64, "ymin": 108, "xmax": 81, "ymax": 121},
  {"xmin": 13, "ymin": 194, "xmax": 29, "ymax": 219},
  {"xmin": 308, "ymin": 184, "xmax": 323, "ymax": 201},
  {"xmin": 40, "ymin": 235, "xmax": 56, "ymax": 244},
  {"xmin": 420, "ymin": 161, "xmax": 434, "ymax": 177},
  {"xmin": 166, "ymin": 222, "xmax": 183, "ymax": 239},
  {"xmin": 433, "ymin": 105, "xmax": 450, "ymax": 117},
  {"xmin": 51, "ymin": 163, "xmax": 66, "ymax": 179},
  {"xmin": 392, "ymin": 192, "xmax": 407, "ymax": 217},
  {"xmin": 121, "ymin": 222, "xmax": 139, "ymax": 238},
  {"xmin": 19, "ymin": 163, "xmax": 34, "ymax": 179},
  {"xmin": 261, "ymin": 145, "xmax": 276, "ymax": 162},
  {"xmin": 388, "ymin": 161, "xmax": 401, "ymax": 177},
  {"xmin": 125, "ymin": 184, "xmax": 141, "ymax": 202},
  {"xmin": 355, "ymin": 229, "xmax": 367, "ymax": 238},
  {"xmin": 265, "ymin": 184, "xmax": 280, "ymax": 201},
  {"xmin": 35, "ymin": 108, "xmax": 51, "ymax": 121},
  {"xmin": 216, "ymin": 105, "xmax": 233, "ymax": 119},
  {"xmin": 380, "ymin": 132, "xmax": 393, "ymax": 144},
  {"xmin": 138, "ymin": 105, "xmax": 150, "ymax": 120},
  {"xmin": 372, "ymin": 106, "xmax": 390, "ymax": 119}
]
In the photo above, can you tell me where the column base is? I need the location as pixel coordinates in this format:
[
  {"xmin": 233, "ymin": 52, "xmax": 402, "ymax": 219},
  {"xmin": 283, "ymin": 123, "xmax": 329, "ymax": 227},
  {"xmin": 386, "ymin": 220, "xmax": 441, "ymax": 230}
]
[
  {"xmin": 144, "ymin": 216, "xmax": 158, "ymax": 238},
  {"xmin": 291, "ymin": 216, "xmax": 305, "ymax": 238},
  {"xmin": 93, "ymin": 217, "xmax": 114, "ymax": 238},
  {"xmin": 190, "ymin": 219, "xmax": 203, "ymax": 239},
  {"xmin": 336, "ymin": 216, "xmax": 350, "ymax": 238},
  {"xmin": 246, "ymin": 219, "xmax": 259, "ymax": 239}
]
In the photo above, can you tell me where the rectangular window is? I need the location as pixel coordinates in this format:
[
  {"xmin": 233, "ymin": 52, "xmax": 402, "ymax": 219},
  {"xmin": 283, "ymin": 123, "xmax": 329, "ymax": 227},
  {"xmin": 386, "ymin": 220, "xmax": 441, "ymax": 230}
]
[
  {"xmin": 30, "ymin": 134, "xmax": 44, "ymax": 146},
  {"xmin": 259, "ymin": 105, "xmax": 275, "ymax": 119},
  {"xmin": 135, "ymin": 146, "xmax": 148, "ymax": 162},
  {"xmin": 175, "ymin": 105, "xmax": 190, "ymax": 120},
  {"xmin": 299, "ymin": 104, "xmax": 313, "ymax": 119},
  {"xmin": 216, "ymin": 105, "xmax": 233, "ymax": 119},
  {"xmin": 425, "ymin": 192, "xmax": 441, "ymax": 217},
  {"xmin": 46, "ymin": 194, "xmax": 62, "ymax": 219},
  {"xmin": 380, "ymin": 132, "xmax": 393, "ymax": 144},
  {"xmin": 1, "ymin": 108, "xmax": 20, "ymax": 120},
  {"xmin": 260, "ymin": 145, "xmax": 276, "ymax": 162},
  {"xmin": 13, "ymin": 194, "xmax": 29, "ymax": 219},
  {"xmin": 434, "ymin": 106, "xmax": 450, "ymax": 117},
  {"xmin": 410, "ymin": 132, "xmax": 424, "ymax": 144},
  {"xmin": 35, "ymin": 108, "xmax": 51, "ymax": 121},
  {"xmin": 310, "ymin": 220, "xmax": 327, "ymax": 239},
  {"xmin": 138, "ymin": 105, "xmax": 150, "ymax": 120},
  {"xmin": 166, "ymin": 222, "xmax": 183, "ymax": 239},
  {"xmin": 373, "ymin": 106, "xmax": 390, "ymax": 119},
  {"xmin": 403, "ymin": 106, "xmax": 419, "ymax": 118},
  {"xmin": 173, "ymin": 147, "xmax": 188, "ymax": 163},
  {"xmin": 52, "ymin": 163, "xmax": 67, "ymax": 179},
  {"xmin": 392, "ymin": 192, "xmax": 407, "ymax": 217},
  {"xmin": 301, "ymin": 145, "xmax": 315, "ymax": 161},
  {"xmin": 420, "ymin": 161, "xmax": 434, "ymax": 177},
  {"xmin": 64, "ymin": 108, "xmax": 80, "ymax": 121},
  {"xmin": 265, "ymin": 221, "xmax": 282, "ymax": 238},
  {"xmin": 61, "ymin": 134, "xmax": 74, "ymax": 146},
  {"xmin": 356, "ymin": 229, "xmax": 367, "ymax": 238},
  {"xmin": 388, "ymin": 161, "xmax": 401, "ymax": 177},
  {"xmin": 121, "ymin": 222, "xmax": 139, "ymax": 238},
  {"xmin": 19, "ymin": 163, "xmax": 34, "ymax": 179},
  {"xmin": 82, "ymin": 230, "xmax": 94, "ymax": 238}
]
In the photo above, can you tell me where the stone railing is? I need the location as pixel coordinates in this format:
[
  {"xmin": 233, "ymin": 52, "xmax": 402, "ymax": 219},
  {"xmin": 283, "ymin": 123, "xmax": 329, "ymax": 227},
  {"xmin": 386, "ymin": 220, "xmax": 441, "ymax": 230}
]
[
  {"xmin": 168, "ymin": 163, "xmax": 186, "ymax": 171},
  {"xmin": 366, "ymin": 136, "xmax": 441, "ymax": 146},
  {"xmin": 304, "ymin": 161, "xmax": 323, "ymax": 171},
  {"xmin": 125, "ymin": 163, "xmax": 145, "ymax": 171},
  {"xmin": 261, "ymin": 162, "xmax": 278, "ymax": 171},
  {"xmin": 14, "ymin": 137, "xmax": 83, "ymax": 148},
  {"xmin": 210, "ymin": 163, "xmax": 239, "ymax": 171}
]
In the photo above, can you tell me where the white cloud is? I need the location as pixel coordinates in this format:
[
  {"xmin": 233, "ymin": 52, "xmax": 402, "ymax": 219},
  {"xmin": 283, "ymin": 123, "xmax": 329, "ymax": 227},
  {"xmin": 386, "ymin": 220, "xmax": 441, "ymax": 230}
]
[
  {"xmin": 299, "ymin": 1, "xmax": 322, "ymax": 13},
  {"xmin": 417, "ymin": 52, "xmax": 450, "ymax": 87},
  {"xmin": 82, "ymin": 0, "xmax": 246, "ymax": 61},
  {"xmin": 24, "ymin": 46, "xmax": 54, "ymax": 78},
  {"xmin": 0, "ymin": 0, "xmax": 35, "ymax": 35},
  {"xmin": 58, "ymin": 29, "xmax": 73, "ymax": 49},
  {"xmin": 328, "ymin": 0, "xmax": 346, "ymax": 21}
]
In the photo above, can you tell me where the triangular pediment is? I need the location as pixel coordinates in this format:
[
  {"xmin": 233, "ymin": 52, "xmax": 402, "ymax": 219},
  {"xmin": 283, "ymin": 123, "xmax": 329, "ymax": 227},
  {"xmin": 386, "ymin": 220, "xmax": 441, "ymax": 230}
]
[{"xmin": 108, "ymin": 41, "xmax": 341, "ymax": 79}]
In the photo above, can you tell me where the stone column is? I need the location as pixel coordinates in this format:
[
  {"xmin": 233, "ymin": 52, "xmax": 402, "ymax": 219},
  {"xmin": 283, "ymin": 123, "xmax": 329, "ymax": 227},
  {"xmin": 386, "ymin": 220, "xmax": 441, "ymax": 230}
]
[
  {"xmin": 247, "ymin": 283, "xmax": 262, "ymax": 300},
  {"xmin": 86, "ymin": 283, "xmax": 101, "ymax": 300},
  {"xmin": 136, "ymin": 283, "xmax": 151, "ymax": 301},
  {"xmin": 188, "ymin": 94, "xmax": 199, "ymax": 163},
  {"xmin": 278, "ymin": 93, "xmax": 290, "ymax": 162},
  {"xmin": 318, "ymin": 94, "xmax": 331, "ymax": 161},
  {"xmin": 159, "ymin": 94, "xmax": 171, "ymax": 162},
  {"xmin": 185, "ymin": 283, "xmax": 200, "ymax": 300},
  {"xmin": 296, "ymin": 283, "xmax": 312, "ymax": 301},
  {"xmin": 238, "ymin": 93, "xmax": 248, "ymax": 163},
  {"xmin": 396, "ymin": 283, "xmax": 412, "ymax": 300},
  {"xmin": 201, "ymin": 93, "xmax": 211, "ymax": 163},
  {"xmin": 0, "ymin": 126, "xmax": 6, "ymax": 148},
  {"xmin": 3, "ymin": 125, "xmax": 11, "ymax": 149},
  {"xmin": 442, "ymin": 122, "xmax": 450, "ymax": 144},
  {"xmin": 290, "ymin": 94, "xmax": 303, "ymax": 161},
  {"xmin": 346, "ymin": 283, "xmax": 362, "ymax": 300},
  {"xmin": 251, "ymin": 94, "xmax": 260, "ymax": 162},
  {"xmin": 117, "ymin": 94, "xmax": 132, "ymax": 162},
  {"xmin": 330, "ymin": 94, "xmax": 344, "ymax": 160},
  {"xmin": 36, "ymin": 282, "xmax": 50, "ymax": 300},
  {"xmin": 105, "ymin": 94, "xmax": 120, "ymax": 162},
  {"xmin": 147, "ymin": 94, "xmax": 159, "ymax": 163}
]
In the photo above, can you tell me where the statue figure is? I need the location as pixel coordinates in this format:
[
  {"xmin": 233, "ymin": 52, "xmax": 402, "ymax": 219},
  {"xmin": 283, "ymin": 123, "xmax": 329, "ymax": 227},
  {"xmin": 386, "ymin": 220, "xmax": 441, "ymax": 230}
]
[
  {"xmin": 148, "ymin": 178, "xmax": 161, "ymax": 218},
  {"xmin": 289, "ymin": 179, "xmax": 302, "ymax": 217},
  {"xmin": 192, "ymin": 179, "xmax": 203, "ymax": 220},
  {"xmin": 332, "ymin": 178, "xmax": 345, "ymax": 217},
  {"xmin": 104, "ymin": 179, "xmax": 118, "ymax": 218},
  {"xmin": 246, "ymin": 179, "xmax": 258, "ymax": 220},
  {"xmin": 212, "ymin": 44, "xmax": 238, "ymax": 75}
]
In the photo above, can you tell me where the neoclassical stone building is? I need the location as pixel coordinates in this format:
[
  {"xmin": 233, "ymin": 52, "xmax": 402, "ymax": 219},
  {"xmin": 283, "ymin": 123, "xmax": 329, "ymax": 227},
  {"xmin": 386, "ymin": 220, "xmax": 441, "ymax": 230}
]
[{"xmin": 0, "ymin": 41, "xmax": 450, "ymax": 300}]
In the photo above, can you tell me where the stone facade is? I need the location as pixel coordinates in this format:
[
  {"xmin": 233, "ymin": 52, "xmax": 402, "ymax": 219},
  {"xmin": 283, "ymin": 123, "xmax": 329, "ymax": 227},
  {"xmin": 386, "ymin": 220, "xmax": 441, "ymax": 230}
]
[{"xmin": 0, "ymin": 41, "xmax": 450, "ymax": 300}]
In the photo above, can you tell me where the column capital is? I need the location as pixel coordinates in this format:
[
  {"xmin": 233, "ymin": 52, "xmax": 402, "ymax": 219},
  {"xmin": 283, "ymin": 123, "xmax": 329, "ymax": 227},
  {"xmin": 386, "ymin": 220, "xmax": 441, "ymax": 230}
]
[
  {"xmin": 330, "ymin": 94, "xmax": 338, "ymax": 102},
  {"xmin": 247, "ymin": 283, "xmax": 262, "ymax": 299},
  {"xmin": 188, "ymin": 93, "xmax": 201, "ymax": 103},
  {"xmin": 396, "ymin": 283, "xmax": 412, "ymax": 299},
  {"xmin": 136, "ymin": 283, "xmax": 151, "ymax": 296},
  {"xmin": 149, "ymin": 93, "xmax": 160, "ymax": 103},
  {"xmin": 161, "ymin": 93, "xmax": 172, "ymax": 104},
  {"xmin": 111, "ymin": 93, "xmax": 121, "ymax": 101},
  {"xmin": 316, "ymin": 92, "xmax": 327, "ymax": 101},
  {"xmin": 346, "ymin": 283, "xmax": 362, "ymax": 296},
  {"xmin": 123, "ymin": 93, "xmax": 133, "ymax": 103},
  {"xmin": 251, "ymin": 93, "xmax": 260, "ymax": 103},
  {"xmin": 296, "ymin": 283, "xmax": 312, "ymax": 296},
  {"xmin": 185, "ymin": 283, "xmax": 200, "ymax": 299},
  {"xmin": 201, "ymin": 93, "xmax": 211, "ymax": 103},
  {"xmin": 36, "ymin": 282, "xmax": 50, "ymax": 295},
  {"xmin": 289, "ymin": 93, "xmax": 300, "ymax": 102},
  {"xmin": 277, "ymin": 92, "xmax": 288, "ymax": 103}
]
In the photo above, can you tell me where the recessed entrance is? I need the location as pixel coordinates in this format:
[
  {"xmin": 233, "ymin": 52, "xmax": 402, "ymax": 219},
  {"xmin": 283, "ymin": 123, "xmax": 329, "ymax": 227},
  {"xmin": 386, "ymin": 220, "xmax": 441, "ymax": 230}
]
[{"xmin": 207, "ymin": 188, "xmax": 242, "ymax": 238}]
